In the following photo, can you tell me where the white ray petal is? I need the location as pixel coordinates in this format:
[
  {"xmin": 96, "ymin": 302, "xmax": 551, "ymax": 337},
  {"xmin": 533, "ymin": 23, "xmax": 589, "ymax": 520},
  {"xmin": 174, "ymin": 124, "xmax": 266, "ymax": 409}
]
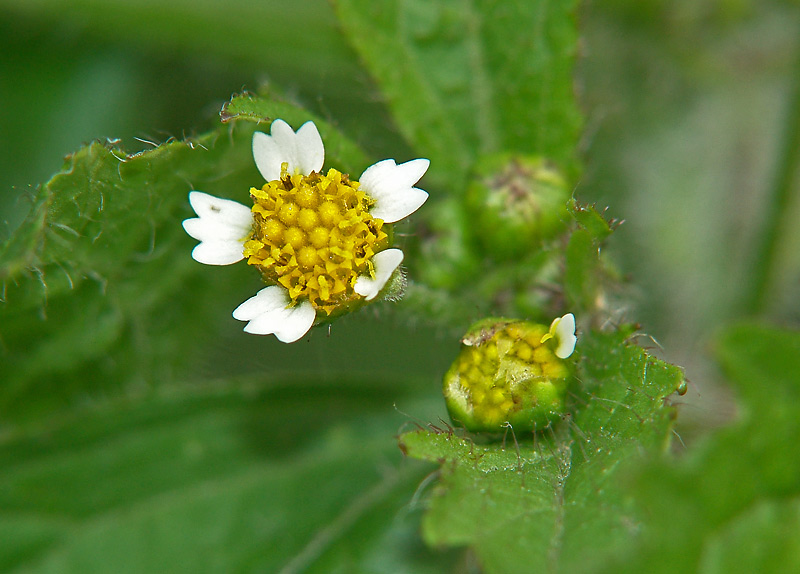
[
  {"xmin": 369, "ymin": 187, "xmax": 429, "ymax": 223},
  {"xmin": 182, "ymin": 191, "xmax": 251, "ymax": 265},
  {"xmin": 360, "ymin": 158, "xmax": 430, "ymax": 192},
  {"xmin": 233, "ymin": 286, "xmax": 316, "ymax": 343},
  {"xmin": 252, "ymin": 119, "xmax": 325, "ymax": 182},
  {"xmin": 388, "ymin": 158, "xmax": 430, "ymax": 188},
  {"xmin": 252, "ymin": 130, "xmax": 283, "ymax": 182},
  {"xmin": 191, "ymin": 240, "xmax": 246, "ymax": 265},
  {"xmin": 242, "ymin": 306, "xmax": 293, "ymax": 336},
  {"xmin": 359, "ymin": 159, "xmax": 430, "ymax": 223},
  {"xmin": 354, "ymin": 248, "xmax": 404, "ymax": 300},
  {"xmin": 553, "ymin": 313, "xmax": 577, "ymax": 359},
  {"xmin": 182, "ymin": 217, "xmax": 248, "ymax": 243},
  {"xmin": 295, "ymin": 121, "xmax": 324, "ymax": 175},
  {"xmin": 233, "ymin": 286, "xmax": 290, "ymax": 321},
  {"xmin": 269, "ymin": 119, "xmax": 299, "ymax": 168},
  {"xmin": 187, "ymin": 191, "xmax": 252, "ymax": 230},
  {"xmin": 272, "ymin": 300, "xmax": 316, "ymax": 343}
]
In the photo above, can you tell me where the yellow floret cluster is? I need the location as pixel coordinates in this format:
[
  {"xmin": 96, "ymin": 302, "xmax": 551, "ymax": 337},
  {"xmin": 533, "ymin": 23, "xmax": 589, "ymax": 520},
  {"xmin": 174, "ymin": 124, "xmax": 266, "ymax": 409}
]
[
  {"xmin": 243, "ymin": 166, "xmax": 388, "ymax": 315},
  {"xmin": 446, "ymin": 322, "xmax": 569, "ymax": 430}
]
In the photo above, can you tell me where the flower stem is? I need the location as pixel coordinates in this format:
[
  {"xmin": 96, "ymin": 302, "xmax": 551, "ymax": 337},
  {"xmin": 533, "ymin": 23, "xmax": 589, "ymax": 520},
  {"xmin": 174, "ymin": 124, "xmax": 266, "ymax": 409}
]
[{"xmin": 743, "ymin": 52, "xmax": 800, "ymax": 315}]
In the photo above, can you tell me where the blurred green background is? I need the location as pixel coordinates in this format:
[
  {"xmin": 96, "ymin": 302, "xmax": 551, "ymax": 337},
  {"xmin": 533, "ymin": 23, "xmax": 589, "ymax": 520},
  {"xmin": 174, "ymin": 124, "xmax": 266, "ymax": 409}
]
[{"xmin": 1, "ymin": 0, "xmax": 799, "ymax": 571}]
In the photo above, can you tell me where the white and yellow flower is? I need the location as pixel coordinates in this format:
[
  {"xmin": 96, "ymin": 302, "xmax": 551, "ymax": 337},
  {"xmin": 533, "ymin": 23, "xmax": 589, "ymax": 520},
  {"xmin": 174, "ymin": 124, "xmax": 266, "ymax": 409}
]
[{"xmin": 182, "ymin": 119, "xmax": 429, "ymax": 342}]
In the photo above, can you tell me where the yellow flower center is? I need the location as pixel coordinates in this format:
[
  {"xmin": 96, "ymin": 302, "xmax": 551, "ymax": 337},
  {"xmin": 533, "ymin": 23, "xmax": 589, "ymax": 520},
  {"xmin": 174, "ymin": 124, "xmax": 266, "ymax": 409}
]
[
  {"xmin": 243, "ymin": 165, "xmax": 388, "ymax": 315},
  {"xmin": 452, "ymin": 323, "xmax": 568, "ymax": 428}
]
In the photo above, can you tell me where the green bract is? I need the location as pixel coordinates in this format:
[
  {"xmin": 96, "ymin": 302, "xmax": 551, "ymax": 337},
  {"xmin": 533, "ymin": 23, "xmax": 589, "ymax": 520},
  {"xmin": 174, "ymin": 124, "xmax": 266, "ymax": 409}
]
[
  {"xmin": 443, "ymin": 318, "xmax": 572, "ymax": 433},
  {"xmin": 465, "ymin": 154, "xmax": 570, "ymax": 259}
]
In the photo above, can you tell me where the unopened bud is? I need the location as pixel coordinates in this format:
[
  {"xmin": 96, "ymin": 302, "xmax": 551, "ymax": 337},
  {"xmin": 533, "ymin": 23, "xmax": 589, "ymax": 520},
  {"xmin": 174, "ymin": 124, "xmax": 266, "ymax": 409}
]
[
  {"xmin": 443, "ymin": 316, "xmax": 576, "ymax": 433},
  {"xmin": 465, "ymin": 154, "xmax": 569, "ymax": 259}
]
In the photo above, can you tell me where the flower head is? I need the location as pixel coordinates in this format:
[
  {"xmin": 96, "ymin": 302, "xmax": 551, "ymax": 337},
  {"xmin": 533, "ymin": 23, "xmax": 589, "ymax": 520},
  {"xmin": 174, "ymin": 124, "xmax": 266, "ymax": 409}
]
[
  {"xmin": 182, "ymin": 119, "xmax": 430, "ymax": 342},
  {"xmin": 443, "ymin": 317, "xmax": 575, "ymax": 433}
]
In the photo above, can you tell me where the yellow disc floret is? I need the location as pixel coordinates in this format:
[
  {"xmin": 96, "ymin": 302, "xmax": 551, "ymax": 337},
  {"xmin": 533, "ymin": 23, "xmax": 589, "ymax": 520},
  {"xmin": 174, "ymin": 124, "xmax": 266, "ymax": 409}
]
[
  {"xmin": 243, "ymin": 164, "xmax": 389, "ymax": 315},
  {"xmin": 443, "ymin": 319, "xmax": 571, "ymax": 433}
]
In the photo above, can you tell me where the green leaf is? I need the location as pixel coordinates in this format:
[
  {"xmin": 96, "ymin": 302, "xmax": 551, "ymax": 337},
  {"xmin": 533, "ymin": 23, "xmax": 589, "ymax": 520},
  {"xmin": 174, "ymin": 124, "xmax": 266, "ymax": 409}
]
[
  {"xmin": 567, "ymin": 199, "xmax": 615, "ymax": 243},
  {"xmin": 605, "ymin": 323, "xmax": 800, "ymax": 574},
  {"xmin": 564, "ymin": 201, "xmax": 618, "ymax": 314},
  {"xmin": 0, "ymin": 94, "xmax": 368, "ymax": 425},
  {"xmin": 0, "ymin": 375, "xmax": 457, "ymax": 573},
  {"xmin": 564, "ymin": 229, "xmax": 598, "ymax": 312},
  {"xmin": 333, "ymin": 0, "xmax": 582, "ymax": 189},
  {"xmin": 399, "ymin": 328, "xmax": 684, "ymax": 574},
  {"xmin": 700, "ymin": 499, "xmax": 800, "ymax": 574},
  {"xmin": 0, "ymin": 136, "xmax": 242, "ymax": 423}
]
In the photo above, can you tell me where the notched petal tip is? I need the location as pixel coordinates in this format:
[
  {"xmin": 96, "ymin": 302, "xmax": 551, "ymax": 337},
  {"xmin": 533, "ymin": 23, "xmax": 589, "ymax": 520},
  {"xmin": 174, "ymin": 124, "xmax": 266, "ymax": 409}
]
[
  {"xmin": 233, "ymin": 286, "xmax": 316, "ymax": 343},
  {"xmin": 369, "ymin": 187, "xmax": 429, "ymax": 223},
  {"xmin": 359, "ymin": 157, "xmax": 431, "ymax": 223},
  {"xmin": 188, "ymin": 190, "xmax": 210, "ymax": 209},
  {"xmin": 274, "ymin": 300, "xmax": 316, "ymax": 343},
  {"xmin": 232, "ymin": 286, "xmax": 288, "ymax": 321},
  {"xmin": 559, "ymin": 313, "xmax": 576, "ymax": 333},
  {"xmin": 269, "ymin": 118, "xmax": 294, "ymax": 138},
  {"xmin": 295, "ymin": 121, "xmax": 325, "ymax": 174},
  {"xmin": 181, "ymin": 217, "xmax": 199, "ymax": 237},
  {"xmin": 396, "ymin": 158, "xmax": 430, "ymax": 184},
  {"xmin": 360, "ymin": 157, "xmax": 430, "ymax": 188},
  {"xmin": 252, "ymin": 119, "xmax": 325, "ymax": 181}
]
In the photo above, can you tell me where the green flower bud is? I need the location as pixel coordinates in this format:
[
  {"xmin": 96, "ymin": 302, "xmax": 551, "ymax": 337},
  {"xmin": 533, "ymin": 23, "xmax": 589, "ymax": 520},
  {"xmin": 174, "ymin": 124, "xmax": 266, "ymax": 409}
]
[
  {"xmin": 465, "ymin": 154, "xmax": 570, "ymax": 259},
  {"xmin": 443, "ymin": 317, "xmax": 576, "ymax": 433}
]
